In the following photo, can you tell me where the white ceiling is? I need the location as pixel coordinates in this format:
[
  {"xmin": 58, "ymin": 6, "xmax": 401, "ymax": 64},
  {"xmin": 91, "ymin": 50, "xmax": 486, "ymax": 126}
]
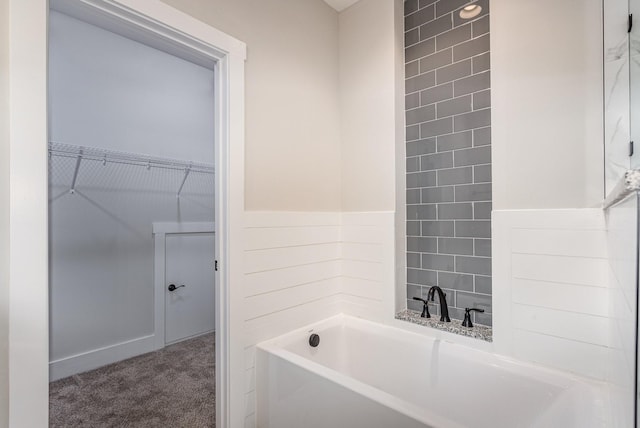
[{"xmin": 323, "ymin": 0, "xmax": 360, "ymax": 12}]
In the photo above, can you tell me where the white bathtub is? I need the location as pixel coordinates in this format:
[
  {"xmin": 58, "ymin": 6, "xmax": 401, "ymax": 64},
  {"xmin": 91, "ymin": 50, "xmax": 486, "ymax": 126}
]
[{"xmin": 256, "ymin": 315, "xmax": 609, "ymax": 428}]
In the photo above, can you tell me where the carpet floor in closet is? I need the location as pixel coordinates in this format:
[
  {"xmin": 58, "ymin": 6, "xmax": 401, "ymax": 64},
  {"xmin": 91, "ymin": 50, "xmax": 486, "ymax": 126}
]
[{"xmin": 49, "ymin": 333, "xmax": 215, "ymax": 427}]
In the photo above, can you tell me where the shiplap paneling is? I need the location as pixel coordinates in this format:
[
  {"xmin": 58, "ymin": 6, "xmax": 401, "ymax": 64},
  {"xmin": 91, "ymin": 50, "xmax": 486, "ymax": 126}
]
[
  {"xmin": 340, "ymin": 212, "xmax": 395, "ymax": 323},
  {"xmin": 511, "ymin": 253, "xmax": 608, "ymax": 288},
  {"xmin": 245, "ymin": 278, "xmax": 341, "ymax": 321},
  {"xmin": 513, "ymin": 304, "xmax": 610, "ymax": 347},
  {"xmin": 243, "ymin": 211, "xmax": 397, "ymax": 425},
  {"xmin": 512, "ymin": 279, "xmax": 609, "ymax": 317},
  {"xmin": 604, "ymin": 195, "xmax": 637, "ymax": 427},
  {"xmin": 244, "ymin": 260, "xmax": 341, "ymax": 297},
  {"xmin": 511, "ymin": 228, "xmax": 607, "ymax": 258},
  {"xmin": 493, "ymin": 209, "xmax": 612, "ymax": 381},
  {"xmin": 242, "ymin": 212, "xmax": 344, "ymax": 425},
  {"xmin": 244, "ymin": 243, "xmax": 340, "ymax": 273},
  {"xmin": 512, "ymin": 329, "xmax": 609, "ymax": 380}
]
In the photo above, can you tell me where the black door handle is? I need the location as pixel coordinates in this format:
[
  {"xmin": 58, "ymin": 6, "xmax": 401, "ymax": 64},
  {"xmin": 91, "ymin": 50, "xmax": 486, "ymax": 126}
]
[{"xmin": 168, "ymin": 284, "xmax": 186, "ymax": 291}]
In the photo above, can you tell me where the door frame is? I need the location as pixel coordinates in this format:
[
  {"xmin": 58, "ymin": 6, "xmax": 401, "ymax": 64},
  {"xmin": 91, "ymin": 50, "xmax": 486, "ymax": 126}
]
[
  {"xmin": 152, "ymin": 221, "xmax": 216, "ymax": 350},
  {"xmin": 7, "ymin": 1, "xmax": 246, "ymax": 427}
]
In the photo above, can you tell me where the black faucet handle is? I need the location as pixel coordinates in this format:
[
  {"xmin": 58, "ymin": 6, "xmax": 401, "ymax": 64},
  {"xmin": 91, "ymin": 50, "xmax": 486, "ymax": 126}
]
[
  {"xmin": 462, "ymin": 307, "xmax": 485, "ymax": 328},
  {"xmin": 412, "ymin": 297, "xmax": 431, "ymax": 319}
]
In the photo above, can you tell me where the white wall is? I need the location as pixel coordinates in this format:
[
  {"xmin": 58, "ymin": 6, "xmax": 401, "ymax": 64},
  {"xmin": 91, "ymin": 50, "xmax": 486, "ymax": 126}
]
[
  {"xmin": 341, "ymin": 212, "xmax": 396, "ymax": 321},
  {"xmin": 339, "ymin": 0, "xmax": 398, "ymax": 212},
  {"xmin": 242, "ymin": 212, "xmax": 344, "ymax": 426},
  {"xmin": 488, "ymin": 2, "xmax": 617, "ymax": 404},
  {"xmin": 491, "ymin": 0, "xmax": 604, "ymax": 209},
  {"xmin": 337, "ymin": 0, "xmax": 405, "ymax": 321},
  {"xmin": 49, "ymin": 11, "xmax": 215, "ymax": 163},
  {"xmin": 0, "ymin": 0, "xmax": 10, "ymax": 424},
  {"xmin": 493, "ymin": 210, "xmax": 611, "ymax": 380},
  {"xmin": 159, "ymin": 0, "xmax": 342, "ymax": 211},
  {"xmin": 48, "ymin": 11, "xmax": 215, "ymax": 377},
  {"xmin": 492, "ymin": 206, "xmax": 636, "ymax": 426},
  {"xmin": 605, "ymin": 195, "xmax": 637, "ymax": 427}
]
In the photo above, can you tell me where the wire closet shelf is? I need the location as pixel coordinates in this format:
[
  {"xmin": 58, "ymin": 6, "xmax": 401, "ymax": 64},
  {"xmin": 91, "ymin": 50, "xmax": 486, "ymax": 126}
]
[{"xmin": 48, "ymin": 141, "xmax": 215, "ymax": 197}]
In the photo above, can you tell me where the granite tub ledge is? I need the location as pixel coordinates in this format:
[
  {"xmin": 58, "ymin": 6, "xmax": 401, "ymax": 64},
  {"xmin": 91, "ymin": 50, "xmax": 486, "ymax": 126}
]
[{"xmin": 396, "ymin": 309, "xmax": 493, "ymax": 342}]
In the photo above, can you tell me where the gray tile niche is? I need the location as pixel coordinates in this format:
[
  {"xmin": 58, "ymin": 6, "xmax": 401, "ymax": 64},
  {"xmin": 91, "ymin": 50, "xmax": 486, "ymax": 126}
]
[{"xmin": 405, "ymin": 0, "xmax": 492, "ymax": 327}]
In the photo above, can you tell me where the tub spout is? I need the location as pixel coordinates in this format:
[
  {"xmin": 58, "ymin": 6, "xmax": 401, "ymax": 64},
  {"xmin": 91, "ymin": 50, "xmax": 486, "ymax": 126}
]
[{"xmin": 427, "ymin": 286, "xmax": 451, "ymax": 323}]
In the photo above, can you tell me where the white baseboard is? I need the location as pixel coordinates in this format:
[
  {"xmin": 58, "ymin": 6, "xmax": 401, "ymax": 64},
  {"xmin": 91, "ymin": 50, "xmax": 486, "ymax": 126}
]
[{"xmin": 49, "ymin": 334, "xmax": 156, "ymax": 381}]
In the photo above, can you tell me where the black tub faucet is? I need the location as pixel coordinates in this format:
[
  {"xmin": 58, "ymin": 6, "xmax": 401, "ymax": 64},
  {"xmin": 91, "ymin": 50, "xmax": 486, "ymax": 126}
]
[
  {"xmin": 427, "ymin": 286, "xmax": 451, "ymax": 322},
  {"xmin": 462, "ymin": 308, "xmax": 485, "ymax": 328},
  {"xmin": 412, "ymin": 297, "xmax": 430, "ymax": 318}
]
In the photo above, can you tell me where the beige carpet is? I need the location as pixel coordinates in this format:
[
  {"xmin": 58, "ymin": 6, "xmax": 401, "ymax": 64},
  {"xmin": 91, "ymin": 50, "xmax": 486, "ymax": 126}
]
[{"xmin": 49, "ymin": 333, "xmax": 215, "ymax": 427}]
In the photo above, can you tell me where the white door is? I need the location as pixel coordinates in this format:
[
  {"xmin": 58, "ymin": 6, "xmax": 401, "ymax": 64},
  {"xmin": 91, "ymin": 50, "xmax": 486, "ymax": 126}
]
[{"xmin": 165, "ymin": 233, "xmax": 215, "ymax": 344}]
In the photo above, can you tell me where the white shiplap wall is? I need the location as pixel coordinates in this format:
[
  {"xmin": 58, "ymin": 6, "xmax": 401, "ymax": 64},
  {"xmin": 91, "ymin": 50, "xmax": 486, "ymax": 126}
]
[
  {"xmin": 605, "ymin": 195, "xmax": 637, "ymax": 428},
  {"xmin": 493, "ymin": 209, "xmax": 612, "ymax": 380},
  {"xmin": 241, "ymin": 211, "xmax": 395, "ymax": 426},
  {"xmin": 341, "ymin": 212, "xmax": 395, "ymax": 322},
  {"xmin": 242, "ymin": 212, "xmax": 343, "ymax": 426}
]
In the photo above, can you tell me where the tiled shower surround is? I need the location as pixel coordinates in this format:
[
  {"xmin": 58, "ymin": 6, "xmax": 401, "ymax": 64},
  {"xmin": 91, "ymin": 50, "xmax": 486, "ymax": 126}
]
[{"xmin": 404, "ymin": 0, "xmax": 492, "ymax": 326}]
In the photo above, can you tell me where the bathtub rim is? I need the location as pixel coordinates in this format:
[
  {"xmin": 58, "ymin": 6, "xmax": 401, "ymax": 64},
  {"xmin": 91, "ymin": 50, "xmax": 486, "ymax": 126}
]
[{"xmin": 260, "ymin": 314, "xmax": 607, "ymax": 387}]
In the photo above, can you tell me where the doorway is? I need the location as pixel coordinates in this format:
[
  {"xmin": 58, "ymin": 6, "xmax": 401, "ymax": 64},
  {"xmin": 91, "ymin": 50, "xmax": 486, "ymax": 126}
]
[
  {"xmin": 5, "ymin": 0, "xmax": 248, "ymax": 426},
  {"xmin": 47, "ymin": 5, "xmax": 217, "ymax": 425},
  {"xmin": 8, "ymin": 0, "xmax": 245, "ymax": 425}
]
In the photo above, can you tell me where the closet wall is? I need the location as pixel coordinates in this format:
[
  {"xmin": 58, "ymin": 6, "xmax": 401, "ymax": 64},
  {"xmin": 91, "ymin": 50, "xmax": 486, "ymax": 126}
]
[{"xmin": 48, "ymin": 11, "xmax": 215, "ymax": 378}]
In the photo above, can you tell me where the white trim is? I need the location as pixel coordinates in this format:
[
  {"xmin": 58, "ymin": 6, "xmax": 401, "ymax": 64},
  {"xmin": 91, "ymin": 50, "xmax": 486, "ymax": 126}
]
[
  {"xmin": 50, "ymin": 0, "xmax": 246, "ymax": 63},
  {"xmin": 154, "ymin": 231, "xmax": 167, "ymax": 351},
  {"xmin": 49, "ymin": 335, "xmax": 156, "ymax": 382},
  {"xmin": 8, "ymin": 1, "xmax": 245, "ymax": 427},
  {"xmin": 153, "ymin": 221, "xmax": 216, "ymax": 235},
  {"xmin": 9, "ymin": 1, "xmax": 49, "ymax": 426},
  {"xmin": 152, "ymin": 222, "xmax": 216, "ymax": 351}
]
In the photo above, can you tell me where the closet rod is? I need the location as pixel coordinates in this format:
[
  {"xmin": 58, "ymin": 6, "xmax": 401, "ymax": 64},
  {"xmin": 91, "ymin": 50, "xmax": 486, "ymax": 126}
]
[{"xmin": 48, "ymin": 142, "xmax": 215, "ymax": 175}]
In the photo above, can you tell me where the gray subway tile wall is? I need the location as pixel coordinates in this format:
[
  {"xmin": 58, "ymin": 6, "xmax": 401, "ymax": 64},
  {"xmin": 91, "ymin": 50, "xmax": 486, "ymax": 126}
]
[
  {"xmin": 437, "ymin": 131, "xmax": 472, "ymax": 151},
  {"xmin": 437, "ymin": 167, "xmax": 473, "ymax": 185},
  {"xmin": 405, "ymin": 0, "xmax": 492, "ymax": 326},
  {"xmin": 473, "ymin": 52, "xmax": 490, "ymax": 73},
  {"xmin": 437, "ymin": 60, "xmax": 472, "ymax": 84}
]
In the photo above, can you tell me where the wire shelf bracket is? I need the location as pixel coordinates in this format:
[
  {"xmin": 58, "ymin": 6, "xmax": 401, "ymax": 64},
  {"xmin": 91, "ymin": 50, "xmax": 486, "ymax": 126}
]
[
  {"xmin": 69, "ymin": 149, "xmax": 83, "ymax": 194},
  {"xmin": 176, "ymin": 164, "xmax": 192, "ymax": 198}
]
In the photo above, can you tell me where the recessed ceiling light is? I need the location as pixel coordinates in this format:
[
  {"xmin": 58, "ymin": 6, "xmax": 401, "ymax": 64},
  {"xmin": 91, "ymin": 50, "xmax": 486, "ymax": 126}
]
[{"xmin": 459, "ymin": 4, "xmax": 482, "ymax": 20}]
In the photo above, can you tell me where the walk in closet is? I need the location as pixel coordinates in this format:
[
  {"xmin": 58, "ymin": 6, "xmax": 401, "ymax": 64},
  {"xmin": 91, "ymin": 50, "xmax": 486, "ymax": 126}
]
[{"xmin": 48, "ymin": 6, "xmax": 217, "ymax": 426}]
